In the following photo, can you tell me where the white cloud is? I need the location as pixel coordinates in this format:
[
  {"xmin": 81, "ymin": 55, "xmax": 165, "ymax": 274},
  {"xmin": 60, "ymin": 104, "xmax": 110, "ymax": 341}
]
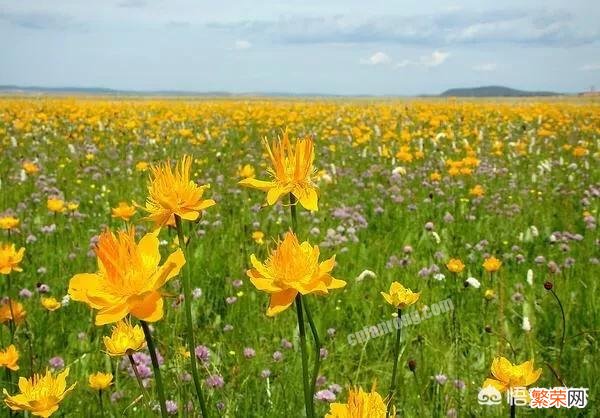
[
  {"xmin": 234, "ymin": 40, "xmax": 252, "ymax": 50},
  {"xmin": 580, "ymin": 63, "xmax": 600, "ymax": 71},
  {"xmin": 360, "ymin": 51, "xmax": 391, "ymax": 65},
  {"xmin": 423, "ymin": 50, "xmax": 450, "ymax": 67},
  {"xmin": 472, "ymin": 62, "xmax": 497, "ymax": 72},
  {"xmin": 395, "ymin": 50, "xmax": 450, "ymax": 68}
]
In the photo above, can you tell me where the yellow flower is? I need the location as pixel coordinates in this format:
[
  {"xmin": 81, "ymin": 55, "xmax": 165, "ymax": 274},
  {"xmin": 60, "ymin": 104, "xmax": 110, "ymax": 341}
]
[
  {"xmin": 483, "ymin": 356, "xmax": 542, "ymax": 392},
  {"xmin": 0, "ymin": 345, "xmax": 20, "ymax": 371},
  {"xmin": 446, "ymin": 258, "xmax": 465, "ymax": 273},
  {"xmin": 0, "ymin": 301, "xmax": 26, "ymax": 324},
  {"xmin": 135, "ymin": 161, "xmax": 149, "ymax": 171},
  {"xmin": 88, "ymin": 372, "xmax": 113, "ymax": 390},
  {"xmin": 22, "ymin": 161, "xmax": 40, "ymax": 175},
  {"xmin": 238, "ymin": 164, "xmax": 256, "ymax": 179},
  {"xmin": 484, "ymin": 289, "xmax": 496, "ymax": 300},
  {"xmin": 0, "ymin": 216, "xmax": 19, "ymax": 230},
  {"xmin": 144, "ymin": 155, "xmax": 215, "ymax": 227},
  {"xmin": 380, "ymin": 282, "xmax": 420, "ymax": 309},
  {"xmin": 111, "ymin": 202, "xmax": 137, "ymax": 221},
  {"xmin": 0, "ymin": 244, "xmax": 25, "ymax": 275},
  {"xmin": 47, "ymin": 198, "xmax": 65, "ymax": 213},
  {"xmin": 252, "ymin": 231, "xmax": 265, "ymax": 245},
  {"xmin": 429, "ymin": 171, "xmax": 442, "ymax": 182},
  {"xmin": 247, "ymin": 232, "xmax": 346, "ymax": 316},
  {"xmin": 41, "ymin": 297, "xmax": 61, "ymax": 312},
  {"xmin": 68, "ymin": 228, "xmax": 185, "ymax": 325},
  {"xmin": 239, "ymin": 132, "xmax": 319, "ymax": 211},
  {"xmin": 103, "ymin": 320, "xmax": 146, "ymax": 356},
  {"xmin": 469, "ymin": 184, "xmax": 485, "ymax": 197},
  {"xmin": 66, "ymin": 202, "xmax": 79, "ymax": 211},
  {"xmin": 325, "ymin": 387, "xmax": 394, "ymax": 418},
  {"xmin": 483, "ymin": 256, "xmax": 502, "ymax": 273},
  {"xmin": 3, "ymin": 368, "xmax": 76, "ymax": 417}
]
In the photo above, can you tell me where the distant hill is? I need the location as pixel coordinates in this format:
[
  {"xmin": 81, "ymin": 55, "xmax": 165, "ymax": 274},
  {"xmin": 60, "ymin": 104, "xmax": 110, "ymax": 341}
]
[{"xmin": 440, "ymin": 86, "xmax": 560, "ymax": 97}]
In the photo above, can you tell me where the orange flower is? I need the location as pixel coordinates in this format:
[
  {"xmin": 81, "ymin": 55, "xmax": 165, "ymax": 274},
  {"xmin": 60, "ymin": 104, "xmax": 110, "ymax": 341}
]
[
  {"xmin": 247, "ymin": 232, "xmax": 345, "ymax": 316},
  {"xmin": 22, "ymin": 161, "xmax": 40, "ymax": 175},
  {"xmin": 326, "ymin": 386, "xmax": 393, "ymax": 417},
  {"xmin": 0, "ymin": 243, "xmax": 25, "ymax": 274},
  {"xmin": 144, "ymin": 155, "xmax": 215, "ymax": 227},
  {"xmin": 446, "ymin": 258, "xmax": 465, "ymax": 273},
  {"xmin": 0, "ymin": 301, "xmax": 26, "ymax": 325},
  {"xmin": 0, "ymin": 344, "xmax": 19, "ymax": 371},
  {"xmin": 3, "ymin": 368, "xmax": 76, "ymax": 417},
  {"xmin": 483, "ymin": 256, "xmax": 502, "ymax": 273},
  {"xmin": 68, "ymin": 228, "xmax": 185, "ymax": 325},
  {"xmin": 483, "ymin": 356, "xmax": 542, "ymax": 392},
  {"xmin": 111, "ymin": 202, "xmax": 137, "ymax": 221},
  {"xmin": 239, "ymin": 132, "xmax": 319, "ymax": 211}
]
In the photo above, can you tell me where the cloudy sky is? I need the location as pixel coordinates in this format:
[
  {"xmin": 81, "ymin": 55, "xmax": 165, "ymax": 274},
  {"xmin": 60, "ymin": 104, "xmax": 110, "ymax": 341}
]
[{"xmin": 1, "ymin": 0, "xmax": 599, "ymax": 95}]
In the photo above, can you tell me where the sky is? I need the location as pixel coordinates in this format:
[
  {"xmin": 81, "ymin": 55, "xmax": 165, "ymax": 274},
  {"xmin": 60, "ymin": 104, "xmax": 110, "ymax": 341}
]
[{"xmin": 1, "ymin": 0, "xmax": 599, "ymax": 95}]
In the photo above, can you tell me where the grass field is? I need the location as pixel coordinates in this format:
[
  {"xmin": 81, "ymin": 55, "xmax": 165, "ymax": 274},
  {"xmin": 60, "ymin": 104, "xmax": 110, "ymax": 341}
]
[{"xmin": 0, "ymin": 97, "xmax": 598, "ymax": 417}]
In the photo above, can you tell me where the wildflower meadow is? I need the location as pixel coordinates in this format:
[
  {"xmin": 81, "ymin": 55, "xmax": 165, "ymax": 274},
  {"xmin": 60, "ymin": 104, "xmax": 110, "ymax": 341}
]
[{"xmin": 0, "ymin": 97, "xmax": 598, "ymax": 417}]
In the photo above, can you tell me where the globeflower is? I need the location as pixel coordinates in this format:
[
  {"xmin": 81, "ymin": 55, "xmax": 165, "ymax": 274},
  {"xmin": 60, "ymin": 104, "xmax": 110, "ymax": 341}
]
[
  {"xmin": 0, "ymin": 243, "xmax": 25, "ymax": 274},
  {"xmin": 41, "ymin": 297, "xmax": 61, "ymax": 312},
  {"xmin": 325, "ymin": 387, "xmax": 394, "ymax": 418},
  {"xmin": 0, "ymin": 216, "xmax": 19, "ymax": 230},
  {"xmin": 111, "ymin": 202, "xmax": 137, "ymax": 221},
  {"xmin": 68, "ymin": 228, "xmax": 185, "ymax": 325},
  {"xmin": 483, "ymin": 356, "xmax": 541, "ymax": 392},
  {"xmin": 239, "ymin": 132, "xmax": 319, "ymax": 211},
  {"xmin": 446, "ymin": 258, "xmax": 465, "ymax": 273},
  {"xmin": 380, "ymin": 282, "xmax": 420, "ymax": 309},
  {"xmin": 3, "ymin": 368, "xmax": 76, "ymax": 417},
  {"xmin": 0, "ymin": 344, "xmax": 19, "ymax": 371},
  {"xmin": 103, "ymin": 320, "xmax": 146, "ymax": 356},
  {"xmin": 144, "ymin": 155, "xmax": 215, "ymax": 227},
  {"xmin": 469, "ymin": 184, "xmax": 485, "ymax": 198},
  {"xmin": 238, "ymin": 164, "xmax": 256, "ymax": 179},
  {"xmin": 88, "ymin": 372, "xmax": 113, "ymax": 390},
  {"xmin": 483, "ymin": 256, "xmax": 502, "ymax": 273},
  {"xmin": 22, "ymin": 161, "xmax": 40, "ymax": 175},
  {"xmin": 247, "ymin": 232, "xmax": 346, "ymax": 316},
  {"xmin": 0, "ymin": 301, "xmax": 26, "ymax": 325},
  {"xmin": 47, "ymin": 198, "xmax": 65, "ymax": 213}
]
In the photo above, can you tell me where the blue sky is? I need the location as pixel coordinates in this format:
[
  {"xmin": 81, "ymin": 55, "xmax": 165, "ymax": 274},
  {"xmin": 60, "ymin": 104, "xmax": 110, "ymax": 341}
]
[{"xmin": 1, "ymin": 0, "xmax": 599, "ymax": 95}]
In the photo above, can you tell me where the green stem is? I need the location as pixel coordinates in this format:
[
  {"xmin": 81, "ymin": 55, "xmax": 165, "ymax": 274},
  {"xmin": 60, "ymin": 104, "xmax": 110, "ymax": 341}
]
[
  {"xmin": 7, "ymin": 274, "xmax": 15, "ymax": 340},
  {"xmin": 128, "ymin": 352, "xmax": 152, "ymax": 408},
  {"xmin": 295, "ymin": 294, "xmax": 313, "ymax": 418},
  {"xmin": 549, "ymin": 288, "xmax": 566, "ymax": 366},
  {"xmin": 303, "ymin": 299, "xmax": 321, "ymax": 408},
  {"xmin": 289, "ymin": 194, "xmax": 298, "ymax": 232},
  {"xmin": 174, "ymin": 215, "xmax": 209, "ymax": 417},
  {"xmin": 140, "ymin": 321, "xmax": 168, "ymax": 418},
  {"xmin": 99, "ymin": 390, "xmax": 105, "ymax": 418},
  {"xmin": 510, "ymin": 403, "xmax": 516, "ymax": 418},
  {"xmin": 388, "ymin": 309, "xmax": 402, "ymax": 405}
]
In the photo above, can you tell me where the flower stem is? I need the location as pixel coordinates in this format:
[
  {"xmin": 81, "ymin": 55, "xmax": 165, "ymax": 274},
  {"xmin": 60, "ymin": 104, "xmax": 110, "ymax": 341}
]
[
  {"xmin": 140, "ymin": 321, "xmax": 168, "ymax": 418},
  {"xmin": 303, "ymin": 298, "xmax": 321, "ymax": 408},
  {"xmin": 388, "ymin": 309, "xmax": 402, "ymax": 405},
  {"xmin": 295, "ymin": 294, "xmax": 314, "ymax": 418},
  {"xmin": 174, "ymin": 214, "xmax": 209, "ymax": 418},
  {"xmin": 128, "ymin": 352, "xmax": 151, "ymax": 407},
  {"xmin": 549, "ymin": 288, "xmax": 566, "ymax": 366},
  {"xmin": 510, "ymin": 403, "xmax": 516, "ymax": 418},
  {"xmin": 289, "ymin": 194, "xmax": 298, "ymax": 231}
]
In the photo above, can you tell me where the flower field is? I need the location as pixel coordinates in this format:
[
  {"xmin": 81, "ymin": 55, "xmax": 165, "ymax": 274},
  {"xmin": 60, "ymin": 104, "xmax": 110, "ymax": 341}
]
[{"xmin": 0, "ymin": 97, "xmax": 598, "ymax": 417}]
